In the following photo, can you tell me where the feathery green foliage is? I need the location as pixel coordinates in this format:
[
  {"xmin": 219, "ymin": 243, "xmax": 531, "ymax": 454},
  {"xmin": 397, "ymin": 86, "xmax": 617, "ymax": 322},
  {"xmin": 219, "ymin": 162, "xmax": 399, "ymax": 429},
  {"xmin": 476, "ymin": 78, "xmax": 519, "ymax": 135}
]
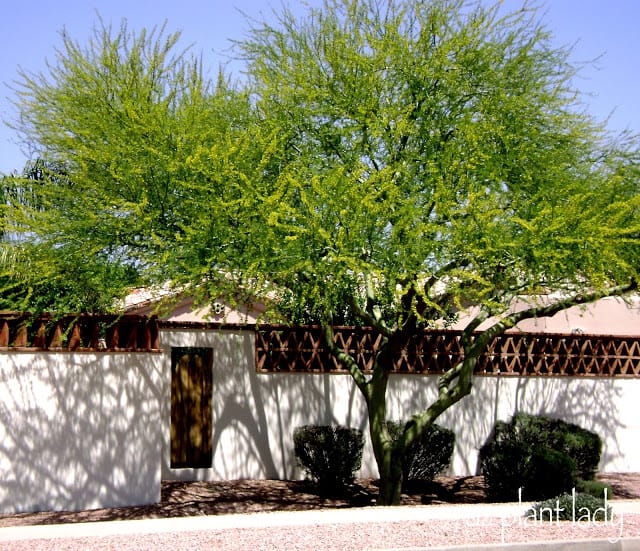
[
  {"xmin": 3, "ymin": 20, "xmax": 256, "ymax": 311},
  {"xmin": 3, "ymin": 0, "xmax": 639, "ymax": 503}
]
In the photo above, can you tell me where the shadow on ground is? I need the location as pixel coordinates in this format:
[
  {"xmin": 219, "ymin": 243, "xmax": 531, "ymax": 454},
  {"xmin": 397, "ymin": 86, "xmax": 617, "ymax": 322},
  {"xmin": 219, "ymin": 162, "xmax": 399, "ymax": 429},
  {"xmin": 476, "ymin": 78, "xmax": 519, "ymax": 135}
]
[{"xmin": 1, "ymin": 473, "xmax": 638, "ymax": 528}]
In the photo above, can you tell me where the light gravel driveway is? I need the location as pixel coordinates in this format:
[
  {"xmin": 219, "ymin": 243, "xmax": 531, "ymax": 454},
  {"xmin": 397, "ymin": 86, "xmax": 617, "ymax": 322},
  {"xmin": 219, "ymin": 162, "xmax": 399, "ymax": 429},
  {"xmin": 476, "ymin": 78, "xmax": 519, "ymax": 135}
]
[{"xmin": 2, "ymin": 502, "xmax": 640, "ymax": 550}]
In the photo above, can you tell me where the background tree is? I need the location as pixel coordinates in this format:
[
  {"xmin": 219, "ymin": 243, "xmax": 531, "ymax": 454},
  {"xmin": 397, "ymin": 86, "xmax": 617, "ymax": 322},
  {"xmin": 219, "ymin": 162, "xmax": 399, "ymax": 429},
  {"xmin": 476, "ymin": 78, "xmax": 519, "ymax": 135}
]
[
  {"xmin": 0, "ymin": 159, "xmax": 139, "ymax": 312},
  {"xmin": 3, "ymin": 19, "xmax": 256, "ymax": 312},
  {"xmin": 5, "ymin": 0, "xmax": 640, "ymax": 504}
]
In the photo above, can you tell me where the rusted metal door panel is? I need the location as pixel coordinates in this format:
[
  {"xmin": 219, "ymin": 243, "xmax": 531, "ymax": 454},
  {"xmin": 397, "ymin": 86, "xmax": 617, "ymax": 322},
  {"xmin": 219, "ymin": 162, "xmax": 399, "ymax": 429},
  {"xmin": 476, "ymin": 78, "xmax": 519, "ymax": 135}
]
[{"xmin": 170, "ymin": 347, "xmax": 213, "ymax": 468}]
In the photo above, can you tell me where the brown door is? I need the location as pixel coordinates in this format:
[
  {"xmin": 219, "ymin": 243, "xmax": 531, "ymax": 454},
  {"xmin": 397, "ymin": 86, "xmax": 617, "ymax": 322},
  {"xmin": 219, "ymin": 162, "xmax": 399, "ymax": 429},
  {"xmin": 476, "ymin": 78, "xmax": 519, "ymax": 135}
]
[{"xmin": 170, "ymin": 347, "xmax": 213, "ymax": 468}]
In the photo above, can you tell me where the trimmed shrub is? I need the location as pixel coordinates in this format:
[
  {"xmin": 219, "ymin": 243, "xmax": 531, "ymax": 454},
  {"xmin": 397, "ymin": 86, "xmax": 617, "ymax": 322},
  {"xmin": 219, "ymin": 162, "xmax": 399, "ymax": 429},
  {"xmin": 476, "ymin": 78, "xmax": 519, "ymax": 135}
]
[
  {"xmin": 576, "ymin": 479, "xmax": 613, "ymax": 499},
  {"xmin": 509, "ymin": 413, "xmax": 602, "ymax": 480},
  {"xmin": 480, "ymin": 438, "xmax": 531, "ymax": 502},
  {"xmin": 562, "ymin": 430, "xmax": 602, "ymax": 480},
  {"xmin": 481, "ymin": 439, "xmax": 576, "ymax": 502},
  {"xmin": 293, "ymin": 425, "xmax": 364, "ymax": 495},
  {"xmin": 479, "ymin": 413, "xmax": 602, "ymax": 502},
  {"xmin": 530, "ymin": 492, "xmax": 612, "ymax": 522},
  {"xmin": 387, "ymin": 421, "xmax": 455, "ymax": 487},
  {"xmin": 524, "ymin": 447, "xmax": 577, "ymax": 500}
]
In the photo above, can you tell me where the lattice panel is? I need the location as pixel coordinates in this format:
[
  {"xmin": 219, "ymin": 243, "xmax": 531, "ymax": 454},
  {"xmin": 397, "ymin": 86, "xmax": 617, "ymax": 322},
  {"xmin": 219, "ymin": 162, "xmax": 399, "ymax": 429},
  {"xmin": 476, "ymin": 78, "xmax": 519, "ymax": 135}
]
[
  {"xmin": 0, "ymin": 313, "xmax": 160, "ymax": 351},
  {"xmin": 256, "ymin": 325, "xmax": 640, "ymax": 377}
]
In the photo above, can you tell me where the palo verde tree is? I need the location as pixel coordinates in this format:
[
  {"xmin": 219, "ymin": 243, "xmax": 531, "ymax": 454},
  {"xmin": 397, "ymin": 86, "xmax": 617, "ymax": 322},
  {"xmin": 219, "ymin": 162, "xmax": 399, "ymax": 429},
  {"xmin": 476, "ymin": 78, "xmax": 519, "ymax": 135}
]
[
  {"xmin": 217, "ymin": 0, "xmax": 638, "ymax": 504},
  {"xmin": 3, "ymin": 19, "xmax": 256, "ymax": 312},
  {"xmin": 5, "ymin": 1, "xmax": 640, "ymax": 504},
  {"xmin": 0, "ymin": 160, "xmax": 140, "ymax": 312}
]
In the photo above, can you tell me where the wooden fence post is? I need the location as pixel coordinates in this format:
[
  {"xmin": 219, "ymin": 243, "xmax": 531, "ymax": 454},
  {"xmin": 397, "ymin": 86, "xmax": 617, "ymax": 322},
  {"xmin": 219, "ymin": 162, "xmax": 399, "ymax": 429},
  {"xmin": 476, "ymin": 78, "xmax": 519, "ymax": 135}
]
[
  {"xmin": 0, "ymin": 320, "xmax": 9, "ymax": 347},
  {"xmin": 14, "ymin": 322, "xmax": 28, "ymax": 347},
  {"xmin": 68, "ymin": 323, "xmax": 82, "ymax": 350}
]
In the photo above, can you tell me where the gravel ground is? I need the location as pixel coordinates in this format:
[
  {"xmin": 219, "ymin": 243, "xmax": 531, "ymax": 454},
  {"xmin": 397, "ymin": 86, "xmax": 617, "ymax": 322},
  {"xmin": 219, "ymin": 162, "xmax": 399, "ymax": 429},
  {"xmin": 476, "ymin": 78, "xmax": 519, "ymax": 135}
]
[
  {"xmin": 2, "ymin": 512, "xmax": 639, "ymax": 550},
  {"xmin": 1, "ymin": 474, "xmax": 639, "ymax": 550}
]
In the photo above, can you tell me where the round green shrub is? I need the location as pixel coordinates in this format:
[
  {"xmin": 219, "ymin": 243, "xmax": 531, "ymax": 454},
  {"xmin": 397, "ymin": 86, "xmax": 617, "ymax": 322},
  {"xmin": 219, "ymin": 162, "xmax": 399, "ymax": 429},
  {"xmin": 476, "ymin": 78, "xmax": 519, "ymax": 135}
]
[
  {"xmin": 511, "ymin": 413, "xmax": 602, "ymax": 480},
  {"xmin": 530, "ymin": 492, "xmax": 612, "ymax": 522},
  {"xmin": 480, "ymin": 439, "xmax": 531, "ymax": 502},
  {"xmin": 387, "ymin": 421, "xmax": 455, "ymax": 487},
  {"xmin": 293, "ymin": 425, "xmax": 364, "ymax": 495},
  {"xmin": 523, "ymin": 447, "xmax": 576, "ymax": 501},
  {"xmin": 479, "ymin": 413, "xmax": 602, "ymax": 502}
]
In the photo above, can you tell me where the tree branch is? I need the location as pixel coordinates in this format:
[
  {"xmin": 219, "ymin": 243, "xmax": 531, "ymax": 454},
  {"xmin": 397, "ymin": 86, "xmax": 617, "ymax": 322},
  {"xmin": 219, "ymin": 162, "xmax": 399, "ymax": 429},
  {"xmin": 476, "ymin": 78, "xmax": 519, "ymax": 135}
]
[
  {"xmin": 472, "ymin": 279, "xmax": 638, "ymax": 356},
  {"xmin": 349, "ymin": 298, "xmax": 394, "ymax": 339},
  {"xmin": 320, "ymin": 319, "xmax": 371, "ymax": 400},
  {"xmin": 400, "ymin": 279, "xmax": 638, "ymax": 453}
]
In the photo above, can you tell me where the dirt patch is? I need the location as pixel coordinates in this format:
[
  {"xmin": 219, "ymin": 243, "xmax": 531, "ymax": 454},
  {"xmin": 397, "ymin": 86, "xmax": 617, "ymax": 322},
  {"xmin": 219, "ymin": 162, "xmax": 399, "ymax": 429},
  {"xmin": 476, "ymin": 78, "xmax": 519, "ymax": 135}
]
[{"xmin": 1, "ymin": 473, "xmax": 638, "ymax": 528}]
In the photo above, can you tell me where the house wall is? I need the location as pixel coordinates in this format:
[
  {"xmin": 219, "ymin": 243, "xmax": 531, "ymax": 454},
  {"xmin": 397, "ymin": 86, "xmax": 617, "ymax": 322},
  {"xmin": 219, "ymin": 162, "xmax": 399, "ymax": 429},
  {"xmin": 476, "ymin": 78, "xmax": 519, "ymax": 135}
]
[
  {"xmin": 454, "ymin": 295, "xmax": 640, "ymax": 335},
  {"xmin": 0, "ymin": 351, "xmax": 164, "ymax": 514},
  {"xmin": 1, "ymin": 325, "xmax": 638, "ymax": 514},
  {"xmin": 161, "ymin": 327, "xmax": 640, "ymax": 483}
]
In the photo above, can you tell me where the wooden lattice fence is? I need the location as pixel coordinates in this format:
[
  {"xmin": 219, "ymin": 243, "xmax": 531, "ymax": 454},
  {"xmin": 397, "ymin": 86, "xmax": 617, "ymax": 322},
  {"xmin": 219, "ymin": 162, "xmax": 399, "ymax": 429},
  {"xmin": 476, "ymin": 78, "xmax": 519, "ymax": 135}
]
[
  {"xmin": 256, "ymin": 325, "xmax": 640, "ymax": 377},
  {"xmin": 0, "ymin": 313, "xmax": 160, "ymax": 351}
]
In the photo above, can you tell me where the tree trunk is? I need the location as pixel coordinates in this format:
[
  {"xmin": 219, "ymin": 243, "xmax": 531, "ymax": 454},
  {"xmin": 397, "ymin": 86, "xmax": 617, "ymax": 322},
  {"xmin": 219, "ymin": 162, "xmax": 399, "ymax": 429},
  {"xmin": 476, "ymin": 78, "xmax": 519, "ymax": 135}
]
[
  {"xmin": 367, "ymin": 344, "xmax": 406, "ymax": 505},
  {"xmin": 376, "ymin": 445, "xmax": 404, "ymax": 505}
]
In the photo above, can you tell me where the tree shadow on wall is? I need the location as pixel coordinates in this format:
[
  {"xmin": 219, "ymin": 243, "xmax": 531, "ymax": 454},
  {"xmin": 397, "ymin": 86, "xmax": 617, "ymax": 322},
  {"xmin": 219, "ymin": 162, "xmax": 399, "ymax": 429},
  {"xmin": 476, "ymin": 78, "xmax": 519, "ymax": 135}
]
[
  {"xmin": 390, "ymin": 373, "xmax": 627, "ymax": 477},
  {"xmin": 204, "ymin": 332, "xmax": 367, "ymax": 482},
  {"xmin": 0, "ymin": 353, "xmax": 164, "ymax": 514}
]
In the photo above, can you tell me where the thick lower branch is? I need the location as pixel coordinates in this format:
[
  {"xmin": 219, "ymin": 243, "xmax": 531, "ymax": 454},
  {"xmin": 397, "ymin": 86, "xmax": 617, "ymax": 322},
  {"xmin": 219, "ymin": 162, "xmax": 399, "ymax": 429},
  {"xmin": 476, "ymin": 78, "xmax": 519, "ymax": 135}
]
[{"xmin": 402, "ymin": 354, "xmax": 476, "ymax": 450}]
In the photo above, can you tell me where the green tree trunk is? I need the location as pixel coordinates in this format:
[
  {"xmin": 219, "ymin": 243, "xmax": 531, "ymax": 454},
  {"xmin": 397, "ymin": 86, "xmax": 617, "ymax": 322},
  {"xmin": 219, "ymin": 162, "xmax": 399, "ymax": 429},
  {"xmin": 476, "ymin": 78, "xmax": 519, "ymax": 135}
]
[
  {"xmin": 368, "ymin": 344, "xmax": 406, "ymax": 505},
  {"xmin": 367, "ymin": 339, "xmax": 478, "ymax": 506},
  {"xmin": 376, "ymin": 446, "xmax": 404, "ymax": 505}
]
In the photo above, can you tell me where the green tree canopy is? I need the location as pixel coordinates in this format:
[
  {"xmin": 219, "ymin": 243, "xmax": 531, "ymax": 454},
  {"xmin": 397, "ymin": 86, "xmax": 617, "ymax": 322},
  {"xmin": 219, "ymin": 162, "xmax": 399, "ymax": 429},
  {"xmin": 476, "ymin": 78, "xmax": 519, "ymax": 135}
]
[
  {"xmin": 229, "ymin": 0, "xmax": 640, "ymax": 326},
  {"xmin": 4, "ymin": 0, "xmax": 640, "ymax": 502},
  {"xmin": 2, "ymin": 19, "xmax": 257, "ymax": 311},
  {"xmin": 0, "ymin": 159, "xmax": 142, "ymax": 312}
]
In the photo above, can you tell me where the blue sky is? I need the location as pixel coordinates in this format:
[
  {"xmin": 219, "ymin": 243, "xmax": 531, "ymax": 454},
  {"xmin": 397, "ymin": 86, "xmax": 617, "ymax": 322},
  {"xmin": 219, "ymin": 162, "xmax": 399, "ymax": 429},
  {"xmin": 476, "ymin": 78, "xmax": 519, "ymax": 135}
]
[{"xmin": 1, "ymin": 0, "xmax": 639, "ymax": 175}]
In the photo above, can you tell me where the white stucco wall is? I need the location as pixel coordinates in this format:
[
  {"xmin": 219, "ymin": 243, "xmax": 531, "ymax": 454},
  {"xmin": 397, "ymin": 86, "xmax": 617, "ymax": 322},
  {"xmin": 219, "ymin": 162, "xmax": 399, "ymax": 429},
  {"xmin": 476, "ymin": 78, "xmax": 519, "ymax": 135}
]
[
  {"xmin": 2, "ymin": 326, "xmax": 637, "ymax": 515},
  {"xmin": 161, "ymin": 327, "xmax": 640, "ymax": 483},
  {"xmin": 386, "ymin": 375, "xmax": 640, "ymax": 476},
  {"xmin": 0, "ymin": 352, "xmax": 164, "ymax": 514}
]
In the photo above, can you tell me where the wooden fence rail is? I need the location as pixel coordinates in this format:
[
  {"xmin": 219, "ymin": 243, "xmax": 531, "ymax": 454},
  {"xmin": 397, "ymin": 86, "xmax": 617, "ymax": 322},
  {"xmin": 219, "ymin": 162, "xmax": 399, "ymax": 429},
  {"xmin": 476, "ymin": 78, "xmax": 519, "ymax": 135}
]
[
  {"xmin": 0, "ymin": 313, "xmax": 160, "ymax": 351},
  {"xmin": 256, "ymin": 325, "xmax": 640, "ymax": 377}
]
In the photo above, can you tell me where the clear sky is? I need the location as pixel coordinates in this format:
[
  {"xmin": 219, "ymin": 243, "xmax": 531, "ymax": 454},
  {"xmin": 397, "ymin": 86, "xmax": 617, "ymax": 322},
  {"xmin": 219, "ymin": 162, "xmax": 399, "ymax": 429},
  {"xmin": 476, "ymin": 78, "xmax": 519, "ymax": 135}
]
[{"xmin": 1, "ymin": 0, "xmax": 639, "ymax": 175}]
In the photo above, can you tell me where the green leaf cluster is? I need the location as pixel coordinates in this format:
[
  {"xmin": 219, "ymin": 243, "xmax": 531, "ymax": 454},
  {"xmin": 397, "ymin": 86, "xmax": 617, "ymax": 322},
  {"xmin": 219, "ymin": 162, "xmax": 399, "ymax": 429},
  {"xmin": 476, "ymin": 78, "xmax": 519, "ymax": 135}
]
[
  {"xmin": 231, "ymin": 0, "xmax": 640, "ymax": 327},
  {"xmin": 2, "ymin": 20, "xmax": 258, "ymax": 312}
]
